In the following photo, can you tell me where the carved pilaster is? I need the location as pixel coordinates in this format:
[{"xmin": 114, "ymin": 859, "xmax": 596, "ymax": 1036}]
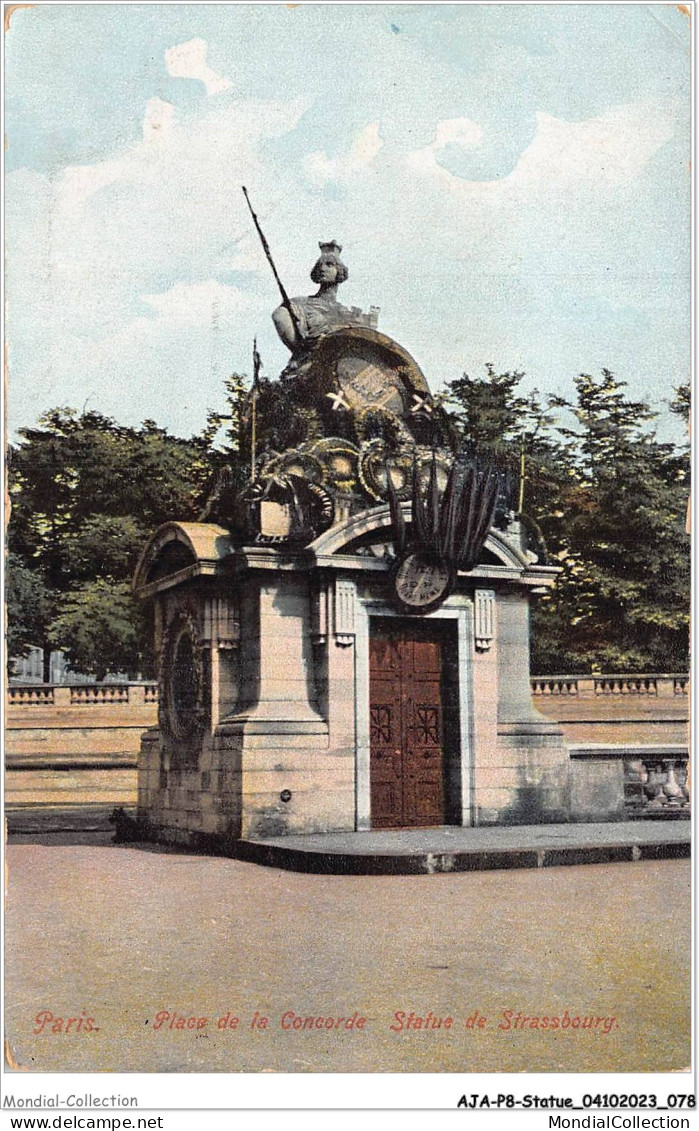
[
  {"xmin": 202, "ymin": 596, "xmax": 240, "ymax": 651},
  {"xmin": 312, "ymin": 579, "xmax": 330, "ymax": 645},
  {"xmin": 216, "ymin": 596, "xmax": 240, "ymax": 651},
  {"xmin": 334, "ymin": 579, "xmax": 356, "ymax": 647},
  {"xmin": 474, "ymin": 589, "xmax": 495, "ymax": 651}
]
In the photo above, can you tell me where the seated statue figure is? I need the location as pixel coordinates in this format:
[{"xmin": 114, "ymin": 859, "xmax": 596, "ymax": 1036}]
[{"xmin": 272, "ymin": 240, "xmax": 378, "ymax": 355}]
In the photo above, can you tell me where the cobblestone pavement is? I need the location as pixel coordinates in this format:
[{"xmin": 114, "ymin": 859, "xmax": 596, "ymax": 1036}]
[{"xmin": 4, "ymin": 843, "xmax": 690, "ymax": 1074}]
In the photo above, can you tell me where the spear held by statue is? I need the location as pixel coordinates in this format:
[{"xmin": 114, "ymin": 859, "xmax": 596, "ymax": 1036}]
[{"xmin": 241, "ymin": 186, "xmax": 302, "ymax": 340}]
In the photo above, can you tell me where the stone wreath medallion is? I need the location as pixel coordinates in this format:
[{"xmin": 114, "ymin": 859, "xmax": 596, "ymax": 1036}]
[{"xmin": 159, "ymin": 610, "xmax": 207, "ymax": 740}]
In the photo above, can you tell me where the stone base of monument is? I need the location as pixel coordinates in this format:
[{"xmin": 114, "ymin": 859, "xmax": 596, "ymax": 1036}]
[
  {"xmin": 130, "ymin": 505, "xmax": 627, "ymax": 860},
  {"xmin": 232, "ymin": 822, "xmax": 690, "ymax": 875}
]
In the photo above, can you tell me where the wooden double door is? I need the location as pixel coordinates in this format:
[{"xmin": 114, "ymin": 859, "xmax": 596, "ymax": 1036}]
[{"xmin": 369, "ymin": 619, "xmax": 455, "ymax": 829}]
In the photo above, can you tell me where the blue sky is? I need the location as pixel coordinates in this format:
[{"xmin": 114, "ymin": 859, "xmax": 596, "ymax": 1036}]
[{"xmin": 5, "ymin": 3, "xmax": 690, "ymax": 441}]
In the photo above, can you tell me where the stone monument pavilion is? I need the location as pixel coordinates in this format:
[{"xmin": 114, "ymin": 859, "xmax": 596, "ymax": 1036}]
[{"xmin": 133, "ymin": 236, "xmax": 572, "ymax": 850}]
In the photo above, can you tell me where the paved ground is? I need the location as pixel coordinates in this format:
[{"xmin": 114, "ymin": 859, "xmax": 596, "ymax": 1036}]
[{"xmin": 4, "ymin": 842, "xmax": 690, "ymax": 1074}]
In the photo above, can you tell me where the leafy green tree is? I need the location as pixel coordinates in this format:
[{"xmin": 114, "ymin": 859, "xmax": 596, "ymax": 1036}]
[
  {"xmin": 446, "ymin": 366, "xmax": 689, "ymax": 673},
  {"xmin": 5, "ymin": 552, "xmax": 52, "ymax": 671},
  {"xmin": 445, "ymin": 364, "xmax": 537, "ymax": 454},
  {"xmin": 200, "ymin": 372, "xmax": 250, "ymax": 457},
  {"xmin": 47, "ymin": 580, "xmax": 149, "ymax": 681},
  {"xmin": 198, "ymin": 373, "xmax": 255, "ymax": 523},
  {"xmin": 61, "ymin": 516, "xmax": 149, "ymax": 583},
  {"xmin": 8, "ymin": 368, "xmax": 688, "ymax": 679},
  {"xmin": 7, "ymin": 406, "xmax": 235, "ymax": 679},
  {"xmin": 669, "ymin": 380, "xmax": 690, "ymax": 426},
  {"xmin": 534, "ymin": 371, "xmax": 689, "ymax": 672}
]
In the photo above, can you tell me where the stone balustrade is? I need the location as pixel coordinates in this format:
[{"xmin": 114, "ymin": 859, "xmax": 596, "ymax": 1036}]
[
  {"xmin": 5, "ymin": 677, "xmax": 689, "ymax": 832},
  {"xmin": 7, "ymin": 684, "xmax": 56, "ymax": 706},
  {"xmin": 6, "ymin": 682, "xmax": 160, "ymax": 834},
  {"xmin": 568, "ymin": 744, "xmax": 690, "ymax": 822},
  {"xmin": 9, "ymin": 674, "xmax": 687, "ymax": 707},
  {"xmin": 531, "ymin": 674, "xmax": 689, "ymax": 746},
  {"xmin": 7, "ymin": 682, "xmax": 158, "ymax": 708},
  {"xmin": 531, "ymin": 674, "xmax": 689, "ymax": 697},
  {"xmin": 531, "ymin": 677, "xmax": 579, "ymax": 696},
  {"xmin": 624, "ymin": 754, "xmax": 690, "ymax": 816},
  {"xmin": 6, "ymin": 682, "xmax": 159, "ymax": 769},
  {"xmin": 68, "ymin": 684, "xmax": 131, "ymax": 705}
]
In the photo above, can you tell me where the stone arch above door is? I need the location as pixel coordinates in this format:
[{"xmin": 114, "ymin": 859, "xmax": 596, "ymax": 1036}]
[
  {"xmin": 133, "ymin": 522, "xmax": 232, "ymax": 598},
  {"xmin": 308, "ymin": 502, "xmax": 530, "ymax": 570}
]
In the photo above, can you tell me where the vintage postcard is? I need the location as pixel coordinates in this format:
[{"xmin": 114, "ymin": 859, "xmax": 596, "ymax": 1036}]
[{"xmin": 3, "ymin": 0, "xmax": 692, "ymax": 1108}]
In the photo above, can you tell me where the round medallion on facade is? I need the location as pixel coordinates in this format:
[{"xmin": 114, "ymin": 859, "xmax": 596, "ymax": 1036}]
[
  {"xmin": 392, "ymin": 550, "xmax": 454, "ymax": 615},
  {"xmin": 307, "ymin": 437, "xmax": 360, "ymax": 491},
  {"xmin": 358, "ymin": 440, "xmax": 413, "ymax": 501},
  {"xmin": 262, "ymin": 449, "xmax": 325, "ymax": 483},
  {"xmin": 160, "ymin": 612, "xmax": 206, "ymax": 740}
]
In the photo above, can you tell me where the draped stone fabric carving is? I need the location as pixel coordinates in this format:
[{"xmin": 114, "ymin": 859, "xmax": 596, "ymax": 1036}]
[{"xmin": 387, "ymin": 453, "xmax": 503, "ymax": 572}]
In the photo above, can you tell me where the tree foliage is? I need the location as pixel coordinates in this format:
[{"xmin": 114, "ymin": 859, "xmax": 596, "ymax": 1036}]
[
  {"xmin": 445, "ymin": 367, "xmax": 690, "ymax": 673},
  {"xmin": 536, "ymin": 372, "xmax": 690, "ymax": 672},
  {"xmin": 7, "ymin": 369, "xmax": 689, "ymax": 679},
  {"xmin": 46, "ymin": 580, "xmax": 149, "ymax": 682},
  {"xmin": 7, "ymin": 407, "xmax": 232, "ymax": 678},
  {"xmin": 5, "ymin": 552, "xmax": 52, "ymax": 663}
]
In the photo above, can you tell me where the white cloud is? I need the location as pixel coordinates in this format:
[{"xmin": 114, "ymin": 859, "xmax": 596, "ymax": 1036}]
[
  {"xmin": 142, "ymin": 97, "xmax": 176, "ymax": 140},
  {"xmin": 140, "ymin": 279, "xmax": 254, "ymax": 327},
  {"xmin": 5, "ymin": 90, "xmax": 310, "ymax": 430},
  {"xmin": 58, "ymin": 99, "xmax": 177, "ymax": 209},
  {"xmin": 165, "ymin": 38, "xmax": 232, "ymax": 97},
  {"xmin": 350, "ymin": 121, "xmax": 384, "ymax": 167},
  {"xmin": 506, "ymin": 101, "xmax": 678, "ymax": 190},
  {"xmin": 7, "ymin": 91, "xmax": 309, "ymax": 322},
  {"xmin": 407, "ymin": 116, "xmax": 483, "ymax": 175},
  {"xmin": 302, "ymin": 121, "xmax": 384, "ymax": 187},
  {"xmin": 394, "ymin": 99, "xmax": 680, "ymax": 286},
  {"xmin": 6, "ymin": 81, "xmax": 685, "ymax": 440},
  {"xmin": 407, "ymin": 101, "xmax": 677, "ymax": 199}
]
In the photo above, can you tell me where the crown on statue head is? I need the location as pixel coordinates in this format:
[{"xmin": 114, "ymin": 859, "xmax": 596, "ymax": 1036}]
[{"xmin": 318, "ymin": 240, "xmax": 342, "ymax": 257}]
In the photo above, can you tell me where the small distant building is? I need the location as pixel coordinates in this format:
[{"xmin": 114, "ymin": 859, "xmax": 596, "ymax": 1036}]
[
  {"xmin": 9, "ymin": 647, "xmax": 131, "ymax": 685},
  {"xmin": 10, "ymin": 648, "xmax": 72, "ymax": 684}
]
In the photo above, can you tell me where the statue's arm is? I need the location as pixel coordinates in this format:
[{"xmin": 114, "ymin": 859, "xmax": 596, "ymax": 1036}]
[{"xmin": 272, "ymin": 303, "xmax": 302, "ymax": 352}]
